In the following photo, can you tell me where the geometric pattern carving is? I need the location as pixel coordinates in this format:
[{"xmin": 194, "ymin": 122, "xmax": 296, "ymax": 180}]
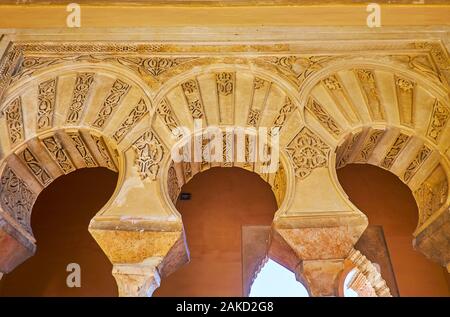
[
  {"xmin": 66, "ymin": 73, "xmax": 95, "ymax": 124},
  {"xmin": 3, "ymin": 97, "xmax": 25, "ymax": 146},
  {"xmin": 67, "ymin": 132, "xmax": 97, "ymax": 168},
  {"xmin": 427, "ymin": 99, "xmax": 449, "ymax": 143},
  {"xmin": 380, "ymin": 133, "xmax": 410, "ymax": 169},
  {"xmin": 112, "ymin": 98, "xmax": 148, "ymax": 142},
  {"xmin": 403, "ymin": 145, "xmax": 432, "ymax": 182},
  {"xmin": 286, "ymin": 127, "xmax": 330, "ymax": 179},
  {"xmin": 306, "ymin": 97, "xmax": 342, "ymax": 137},
  {"xmin": 19, "ymin": 147, "xmax": 53, "ymax": 187},
  {"xmin": 42, "ymin": 135, "xmax": 75, "ymax": 174},
  {"xmin": 37, "ymin": 78, "xmax": 57, "ymax": 131},
  {"xmin": 92, "ymin": 79, "xmax": 130, "ymax": 129},
  {"xmin": 132, "ymin": 130, "xmax": 165, "ymax": 180},
  {"xmin": 0, "ymin": 166, "xmax": 36, "ymax": 234}
]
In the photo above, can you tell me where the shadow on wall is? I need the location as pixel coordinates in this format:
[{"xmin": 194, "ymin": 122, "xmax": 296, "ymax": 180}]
[
  {"xmin": 0, "ymin": 167, "xmax": 118, "ymax": 297},
  {"xmin": 337, "ymin": 164, "xmax": 450, "ymax": 297}
]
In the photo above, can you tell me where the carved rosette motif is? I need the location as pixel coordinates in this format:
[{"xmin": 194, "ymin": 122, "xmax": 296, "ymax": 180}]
[
  {"xmin": 306, "ymin": 97, "xmax": 342, "ymax": 137},
  {"xmin": 3, "ymin": 97, "xmax": 25, "ymax": 146},
  {"xmin": 42, "ymin": 136, "xmax": 75, "ymax": 174},
  {"xmin": 37, "ymin": 78, "xmax": 57, "ymax": 131},
  {"xmin": 403, "ymin": 145, "xmax": 432, "ymax": 182},
  {"xmin": 381, "ymin": 133, "xmax": 410, "ymax": 169},
  {"xmin": 113, "ymin": 98, "xmax": 148, "ymax": 142},
  {"xmin": 427, "ymin": 99, "xmax": 449, "ymax": 143},
  {"xmin": 286, "ymin": 127, "xmax": 330, "ymax": 179},
  {"xmin": 133, "ymin": 130, "xmax": 165, "ymax": 180},
  {"xmin": 0, "ymin": 167, "xmax": 36, "ymax": 234},
  {"xmin": 66, "ymin": 73, "xmax": 95, "ymax": 124},
  {"xmin": 92, "ymin": 79, "xmax": 130, "ymax": 129}
]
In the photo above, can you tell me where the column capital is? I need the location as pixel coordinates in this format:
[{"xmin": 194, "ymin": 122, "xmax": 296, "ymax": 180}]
[
  {"xmin": 112, "ymin": 257, "xmax": 163, "ymax": 297},
  {"xmin": 296, "ymin": 259, "xmax": 345, "ymax": 297}
]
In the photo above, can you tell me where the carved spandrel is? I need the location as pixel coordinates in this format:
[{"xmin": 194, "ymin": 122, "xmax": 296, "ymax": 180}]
[
  {"xmin": 132, "ymin": 130, "xmax": 165, "ymax": 181},
  {"xmin": 286, "ymin": 127, "xmax": 330, "ymax": 179}
]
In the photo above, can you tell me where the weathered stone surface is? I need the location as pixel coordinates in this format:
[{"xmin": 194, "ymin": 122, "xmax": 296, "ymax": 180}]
[{"xmin": 296, "ymin": 259, "xmax": 345, "ymax": 297}]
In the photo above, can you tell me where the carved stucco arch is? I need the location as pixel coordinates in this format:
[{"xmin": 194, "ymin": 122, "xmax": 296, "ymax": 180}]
[
  {"xmin": 0, "ymin": 41, "xmax": 449, "ymax": 297},
  {"xmin": 297, "ymin": 60, "xmax": 450, "ymax": 287},
  {"xmin": 0, "ymin": 64, "xmax": 190, "ymax": 293}
]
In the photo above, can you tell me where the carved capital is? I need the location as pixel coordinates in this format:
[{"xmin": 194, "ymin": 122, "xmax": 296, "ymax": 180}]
[
  {"xmin": 413, "ymin": 207, "xmax": 450, "ymax": 268},
  {"xmin": 112, "ymin": 257, "xmax": 162, "ymax": 297},
  {"xmin": 0, "ymin": 216, "xmax": 36, "ymax": 273},
  {"xmin": 296, "ymin": 259, "xmax": 345, "ymax": 297}
]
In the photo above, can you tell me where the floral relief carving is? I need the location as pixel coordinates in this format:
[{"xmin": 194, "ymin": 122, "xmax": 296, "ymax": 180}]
[
  {"xmin": 67, "ymin": 132, "xmax": 97, "ymax": 168},
  {"xmin": 3, "ymin": 97, "xmax": 24, "ymax": 146},
  {"xmin": 112, "ymin": 98, "xmax": 148, "ymax": 142},
  {"xmin": 42, "ymin": 135, "xmax": 75, "ymax": 174},
  {"xmin": 380, "ymin": 133, "xmax": 410, "ymax": 169},
  {"xmin": 92, "ymin": 79, "xmax": 130, "ymax": 129},
  {"xmin": 305, "ymin": 97, "xmax": 342, "ymax": 137},
  {"xmin": 354, "ymin": 69, "xmax": 385, "ymax": 121},
  {"xmin": 356, "ymin": 129, "xmax": 384, "ymax": 163},
  {"xmin": 272, "ymin": 97, "xmax": 295, "ymax": 132},
  {"xmin": 156, "ymin": 99, "xmax": 179, "ymax": 133},
  {"xmin": 91, "ymin": 134, "xmax": 117, "ymax": 171},
  {"xmin": 167, "ymin": 164, "xmax": 180, "ymax": 204},
  {"xmin": 395, "ymin": 75, "xmax": 415, "ymax": 126},
  {"xmin": 37, "ymin": 78, "xmax": 57, "ymax": 131},
  {"xmin": 427, "ymin": 99, "xmax": 449, "ymax": 143},
  {"xmin": 133, "ymin": 130, "xmax": 165, "ymax": 180},
  {"xmin": 415, "ymin": 178, "xmax": 448, "ymax": 226},
  {"xmin": 181, "ymin": 79, "xmax": 205, "ymax": 120},
  {"xmin": 0, "ymin": 166, "xmax": 36, "ymax": 234},
  {"xmin": 216, "ymin": 72, "xmax": 234, "ymax": 96},
  {"xmin": 66, "ymin": 72, "xmax": 95, "ymax": 124},
  {"xmin": 19, "ymin": 147, "xmax": 53, "ymax": 187},
  {"xmin": 286, "ymin": 127, "xmax": 330, "ymax": 179},
  {"xmin": 403, "ymin": 145, "xmax": 432, "ymax": 182}
]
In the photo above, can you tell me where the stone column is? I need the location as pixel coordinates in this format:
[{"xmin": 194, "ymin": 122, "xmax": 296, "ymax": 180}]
[
  {"xmin": 296, "ymin": 259, "xmax": 344, "ymax": 297},
  {"xmin": 112, "ymin": 257, "xmax": 162, "ymax": 297}
]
